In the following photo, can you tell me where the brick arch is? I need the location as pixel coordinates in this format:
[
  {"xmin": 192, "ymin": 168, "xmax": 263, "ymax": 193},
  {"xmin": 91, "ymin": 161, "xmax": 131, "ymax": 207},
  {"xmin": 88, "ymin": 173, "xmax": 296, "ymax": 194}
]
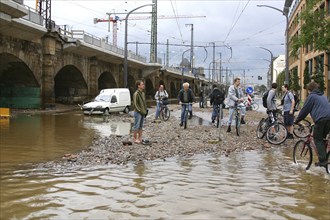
[
  {"xmin": 98, "ymin": 71, "xmax": 117, "ymax": 92},
  {"xmin": 170, "ymin": 81, "xmax": 177, "ymax": 98},
  {"xmin": 0, "ymin": 53, "xmax": 39, "ymax": 87},
  {"xmin": 0, "ymin": 53, "xmax": 41, "ymax": 108},
  {"xmin": 145, "ymin": 78, "xmax": 154, "ymax": 100},
  {"xmin": 127, "ymin": 74, "xmax": 136, "ymax": 97},
  {"xmin": 54, "ymin": 65, "xmax": 88, "ymax": 103}
]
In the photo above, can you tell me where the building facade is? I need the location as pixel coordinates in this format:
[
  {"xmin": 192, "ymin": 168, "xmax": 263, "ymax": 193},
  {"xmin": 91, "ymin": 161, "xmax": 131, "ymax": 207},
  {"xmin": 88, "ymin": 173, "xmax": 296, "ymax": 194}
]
[
  {"xmin": 273, "ymin": 55, "xmax": 286, "ymax": 82},
  {"xmin": 288, "ymin": 0, "xmax": 330, "ymax": 100}
]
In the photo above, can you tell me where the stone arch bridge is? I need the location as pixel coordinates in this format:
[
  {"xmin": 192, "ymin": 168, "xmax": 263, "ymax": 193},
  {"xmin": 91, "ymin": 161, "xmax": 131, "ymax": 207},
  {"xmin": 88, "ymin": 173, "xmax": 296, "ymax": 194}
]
[{"xmin": 0, "ymin": 0, "xmax": 209, "ymax": 109}]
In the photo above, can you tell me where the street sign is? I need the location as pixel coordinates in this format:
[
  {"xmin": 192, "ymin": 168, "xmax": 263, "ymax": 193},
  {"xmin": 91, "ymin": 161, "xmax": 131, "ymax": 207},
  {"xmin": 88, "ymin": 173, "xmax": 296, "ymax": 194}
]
[{"xmin": 246, "ymin": 86, "xmax": 254, "ymax": 94}]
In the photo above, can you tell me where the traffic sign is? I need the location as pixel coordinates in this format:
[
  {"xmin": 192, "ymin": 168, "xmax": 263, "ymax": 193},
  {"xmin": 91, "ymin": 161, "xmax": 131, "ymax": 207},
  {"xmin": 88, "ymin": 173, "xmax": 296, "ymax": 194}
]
[{"xmin": 246, "ymin": 87, "xmax": 254, "ymax": 94}]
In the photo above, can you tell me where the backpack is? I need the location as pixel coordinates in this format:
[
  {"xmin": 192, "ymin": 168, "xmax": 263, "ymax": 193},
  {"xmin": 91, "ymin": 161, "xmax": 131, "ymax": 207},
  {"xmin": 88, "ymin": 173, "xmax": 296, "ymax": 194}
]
[
  {"xmin": 280, "ymin": 92, "xmax": 300, "ymax": 109},
  {"xmin": 212, "ymin": 89, "xmax": 225, "ymax": 105},
  {"xmin": 262, "ymin": 90, "xmax": 269, "ymax": 108}
]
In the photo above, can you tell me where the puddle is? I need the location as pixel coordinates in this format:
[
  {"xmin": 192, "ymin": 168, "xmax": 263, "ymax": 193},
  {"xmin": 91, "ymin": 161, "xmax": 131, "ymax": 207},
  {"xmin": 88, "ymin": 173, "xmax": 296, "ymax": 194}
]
[{"xmin": 82, "ymin": 115, "xmax": 131, "ymax": 136}]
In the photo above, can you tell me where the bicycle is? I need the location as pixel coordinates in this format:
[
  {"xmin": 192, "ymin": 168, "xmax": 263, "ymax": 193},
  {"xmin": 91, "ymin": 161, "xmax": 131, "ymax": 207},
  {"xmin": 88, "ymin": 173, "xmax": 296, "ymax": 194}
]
[
  {"xmin": 213, "ymin": 104, "xmax": 223, "ymax": 128},
  {"xmin": 256, "ymin": 110, "xmax": 288, "ymax": 145},
  {"xmin": 245, "ymin": 101, "xmax": 259, "ymax": 111},
  {"xmin": 293, "ymin": 125, "xmax": 330, "ymax": 173},
  {"xmin": 276, "ymin": 108, "xmax": 312, "ymax": 138},
  {"xmin": 231, "ymin": 102, "xmax": 244, "ymax": 136},
  {"xmin": 181, "ymin": 102, "xmax": 192, "ymax": 129},
  {"xmin": 159, "ymin": 100, "xmax": 170, "ymax": 121}
]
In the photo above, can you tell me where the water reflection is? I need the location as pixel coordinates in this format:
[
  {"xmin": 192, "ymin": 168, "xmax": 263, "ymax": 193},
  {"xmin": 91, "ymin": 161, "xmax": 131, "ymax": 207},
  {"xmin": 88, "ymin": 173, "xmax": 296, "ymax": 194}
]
[
  {"xmin": 1, "ymin": 112, "xmax": 330, "ymax": 219},
  {"xmin": 0, "ymin": 150, "xmax": 329, "ymax": 219},
  {"xmin": 82, "ymin": 115, "xmax": 131, "ymax": 136},
  {"xmin": 0, "ymin": 113, "xmax": 96, "ymax": 172}
]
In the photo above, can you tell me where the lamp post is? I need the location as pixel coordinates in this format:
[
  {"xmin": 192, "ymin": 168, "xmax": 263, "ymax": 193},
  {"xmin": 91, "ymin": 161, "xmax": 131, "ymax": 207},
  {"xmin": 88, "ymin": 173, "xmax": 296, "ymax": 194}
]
[
  {"xmin": 258, "ymin": 46, "xmax": 274, "ymax": 88},
  {"xmin": 257, "ymin": 4, "xmax": 289, "ymax": 84},
  {"xmin": 181, "ymin": 48, "xmax": 191, "ymax": 84},
  {"xmin": 124, "ymin": 3, "xmax": 154, "ymax": 88}
]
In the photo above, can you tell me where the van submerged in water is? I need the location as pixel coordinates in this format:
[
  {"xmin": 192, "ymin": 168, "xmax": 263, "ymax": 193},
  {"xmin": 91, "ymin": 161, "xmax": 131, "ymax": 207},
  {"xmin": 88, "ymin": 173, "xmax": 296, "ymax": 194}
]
[{"xmin": 82, "ymin": 88, "xmax": 131, "ymax": 115}]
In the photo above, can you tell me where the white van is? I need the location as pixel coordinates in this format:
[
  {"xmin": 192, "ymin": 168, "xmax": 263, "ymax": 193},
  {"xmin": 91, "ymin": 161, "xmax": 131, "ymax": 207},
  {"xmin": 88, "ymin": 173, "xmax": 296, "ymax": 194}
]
[{"xmin": 82, "ymin": 88, "xmax": 131, "ymax": 115}]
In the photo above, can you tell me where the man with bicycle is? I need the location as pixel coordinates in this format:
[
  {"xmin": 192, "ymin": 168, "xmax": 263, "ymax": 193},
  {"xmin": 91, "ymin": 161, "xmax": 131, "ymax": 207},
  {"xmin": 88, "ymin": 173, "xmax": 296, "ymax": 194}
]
[
  {"xmin": 281, "ymin": 84, "xmax": 295, "ymax": 139},
  {"xmin": 154, "ymin": 84, "xmax": 169, "ymax": 121},
  {"xmin": 227, "ymin": 78, "xmax": 246, "ymax": 132},
  {"xmin": 266, "ymin": 83, "xmax": 278, "ymax": 123},
  {"xmin": 178, "ymin": 82, "xmax": 195, "ymax": 127},
  {"xmin": 210, "ymin": 85, "xmax": 225, "ymax": 124},
  {"xmin": 295, "ymin": 82, "xmax": 330, "ymax": 167}
]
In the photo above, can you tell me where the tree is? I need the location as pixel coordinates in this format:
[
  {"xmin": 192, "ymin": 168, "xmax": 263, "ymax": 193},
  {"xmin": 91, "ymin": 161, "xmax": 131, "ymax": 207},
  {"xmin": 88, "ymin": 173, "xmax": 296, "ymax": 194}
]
[
  {"xmin": 291, "ymin": 68, "xmax": 301, "ymax": 93},
  {"xmin": 303, "ymin": 65, "xmax": 311, "ymax": 89},
  {"xmin": 312, "ymin": 57, "xmax": 325, "ymax": 92},
  {"xmin": 276, "ymin": 70, "xmax": 285, "ymax": 93},
  {"xmin": 291, "ymin": 0, "xmax": 330, "ymax": 57}
]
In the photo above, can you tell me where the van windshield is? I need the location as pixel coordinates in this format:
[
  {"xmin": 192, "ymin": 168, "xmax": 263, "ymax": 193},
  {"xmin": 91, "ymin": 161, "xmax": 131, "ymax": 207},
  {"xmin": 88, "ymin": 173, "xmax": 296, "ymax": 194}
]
[{"xmin": 94, "ymin": 94, "xmax": 111, "ymax": 102}]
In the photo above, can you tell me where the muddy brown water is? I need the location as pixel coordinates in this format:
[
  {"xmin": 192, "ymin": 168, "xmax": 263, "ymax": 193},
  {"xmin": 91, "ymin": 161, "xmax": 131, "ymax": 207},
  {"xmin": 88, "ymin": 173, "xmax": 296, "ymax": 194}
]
[{"xmin": 1, "ymin": 112, "xmax": 329, "ymax": 219}]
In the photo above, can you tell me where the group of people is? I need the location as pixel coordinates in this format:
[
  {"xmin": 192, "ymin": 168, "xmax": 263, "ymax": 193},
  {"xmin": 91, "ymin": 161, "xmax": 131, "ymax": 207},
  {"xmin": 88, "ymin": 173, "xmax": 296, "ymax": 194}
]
[
  {"xmin": 131, "ymin": 79, "xmax": 330, "ymax": 168},
  {"xmin": 267, "ymin": 81, "xmax": 330, "ymax": 167}
]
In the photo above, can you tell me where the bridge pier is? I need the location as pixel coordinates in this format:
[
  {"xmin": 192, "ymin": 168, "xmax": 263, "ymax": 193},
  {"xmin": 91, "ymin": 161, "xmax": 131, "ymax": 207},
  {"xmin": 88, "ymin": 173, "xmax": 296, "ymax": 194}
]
[{"xmin": 41, "ymin": 34, "xmax": 57, "ymax": 108}]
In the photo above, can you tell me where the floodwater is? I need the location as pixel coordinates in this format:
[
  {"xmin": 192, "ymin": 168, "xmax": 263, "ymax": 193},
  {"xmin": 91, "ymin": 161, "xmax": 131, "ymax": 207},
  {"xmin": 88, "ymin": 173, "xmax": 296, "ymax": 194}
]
[{"xmin": 1, "ymin": 112, "xmax": 329, "ymax": 219}]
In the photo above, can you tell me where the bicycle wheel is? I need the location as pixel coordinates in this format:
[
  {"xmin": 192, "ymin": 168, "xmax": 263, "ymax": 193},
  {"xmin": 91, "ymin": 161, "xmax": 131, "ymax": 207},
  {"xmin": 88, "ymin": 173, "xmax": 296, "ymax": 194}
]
[
  {"xmin": 251, "ymin": 103, "xmax": 259, "ymax": 111},
  {"xmin": 293, "ymin": 119, "xmax": 312, "ymax": 138},
  {"xmin": 161, "ymin": 106, "xmax": 170, "ymax": 121},
  {"xmin": 184, "ymin": 110, "xmax": 188, "ymax": 129},
  {"xmin": 266, "ymin": 122, "xmax": 287, "ymax": 145},
  {"xmin": 235, "ymin": 111, "xmax": 240, "ymax": 136},
  {"xmin": 293, "ymin": 140, "xmax": 313, "ymax": 170},
  {"xmin": 326, "ymin": 151, "xmax": 330, "ymax": 174},
  {"xmin": 216, "ymin": 109, "xmax": 220, "ymax": 128},
  {"xmin": 256, "ymin": 118, "xmax": 267, "ymax": 139}
]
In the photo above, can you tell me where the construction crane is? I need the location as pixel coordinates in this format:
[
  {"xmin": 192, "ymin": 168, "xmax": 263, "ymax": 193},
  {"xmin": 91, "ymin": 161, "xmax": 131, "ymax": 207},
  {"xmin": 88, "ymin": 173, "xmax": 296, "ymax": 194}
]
[{"xmin": 94, "ymin": 15, "xmax": 206, "ymax": 47}]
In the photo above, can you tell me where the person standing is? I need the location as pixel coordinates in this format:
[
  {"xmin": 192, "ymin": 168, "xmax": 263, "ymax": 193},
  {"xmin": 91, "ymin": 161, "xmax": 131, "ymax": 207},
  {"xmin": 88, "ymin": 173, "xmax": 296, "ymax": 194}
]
[
  {"xmin": 132, "ymin": 80, "xmax": 147, "ymax": 144},
  {"xmin": 227, "ymin": 78, "xmax": 246, "ymax": 132},
  {"xmin": 210, "ymin": 85, "xmax": 225, "ymax": 124},
  {"xmin": 199, "ymin": 88, "xmax": 204, "ymax": 108},
  {"xmin": 267, "ymin": 83, "xmax": 278, "ymax": 123},
  {"xmin": 178, "ymin": 82, "xmax": 195, "ymax": 126},
  {"xmin": 295, "ymin": 82, "xmax": 330, "ymax": 167},
  {"xmin": 154, "ymin": 84, "xmax": 169, "ymax": 120},
  {"xmin": 281, "ymin": 84, "xmax": 295, "ymax": 139}
]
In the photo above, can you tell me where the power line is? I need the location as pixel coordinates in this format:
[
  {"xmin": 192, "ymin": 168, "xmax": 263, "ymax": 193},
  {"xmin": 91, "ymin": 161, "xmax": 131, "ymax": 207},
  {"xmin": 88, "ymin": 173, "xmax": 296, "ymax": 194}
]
[{"xmin": 224, "ymin": 0, "xmax": 251, "ymax": 43}]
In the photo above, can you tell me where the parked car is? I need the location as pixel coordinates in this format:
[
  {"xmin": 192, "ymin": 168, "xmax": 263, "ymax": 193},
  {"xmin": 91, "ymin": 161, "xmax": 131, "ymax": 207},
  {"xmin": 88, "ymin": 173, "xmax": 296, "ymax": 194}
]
[{"xmin": 82, "ymin": 88, "xmax": 131, "ymax": 115}]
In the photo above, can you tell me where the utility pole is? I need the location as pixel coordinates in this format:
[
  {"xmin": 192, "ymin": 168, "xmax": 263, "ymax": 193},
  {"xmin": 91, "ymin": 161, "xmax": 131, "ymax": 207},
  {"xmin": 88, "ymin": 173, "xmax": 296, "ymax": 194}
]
[
  {"xmin": 166, "ymin": 39, "xmax": 169, "ymax": 67},
  {"xmin": 186, "ymin": 24, "xmax": 194, "ymax": 74},
  {"xmin": 219, "ymin": 52, "xmax": 222, "ymax": 84},
  {"xmin": 210, "ymin": 42, "xmax": 215, "ymax": 83},
  {"xmin": 150, "ymin": 0, "xmax": 157, "ymax": 63}
]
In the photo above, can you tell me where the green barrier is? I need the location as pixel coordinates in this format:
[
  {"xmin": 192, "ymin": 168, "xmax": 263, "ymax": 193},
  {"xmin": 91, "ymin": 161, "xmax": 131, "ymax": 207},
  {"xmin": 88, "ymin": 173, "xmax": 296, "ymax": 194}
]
[{"xmin": 0, "ymin": 87, "xmax": 41, "ymax": 109}]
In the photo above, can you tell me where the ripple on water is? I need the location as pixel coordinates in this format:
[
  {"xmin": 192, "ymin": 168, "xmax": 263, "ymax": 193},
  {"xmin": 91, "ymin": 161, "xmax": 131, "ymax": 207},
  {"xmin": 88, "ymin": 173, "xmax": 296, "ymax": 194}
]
[{"xmin": 1, "ymin": 150, "xmax": 329, "ymax": 219}]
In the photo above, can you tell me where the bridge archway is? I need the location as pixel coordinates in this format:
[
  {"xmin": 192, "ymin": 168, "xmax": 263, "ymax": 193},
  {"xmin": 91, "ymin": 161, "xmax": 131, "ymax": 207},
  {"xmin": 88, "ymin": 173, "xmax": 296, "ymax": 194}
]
[
  {"xmin": 170, "ymin": 82, "xmax": 176, "ymax": 98},
  {"xmin": 55, "ymin": 65, "xmax": 88, "ymax": 103},
  {"xmin": 127, "ymin": 75, "xmax": 136, "ymax": 97},
  {"xmin": 145, "ymin": 78, "xmax": 154, "ymax": 100},
  {"xmin": 0, "ymin": 53, "xmax": 40, "ymax": 108},
  {"xmin": 98, "ymin": 72, "xmax": 117, "ymax": 92}
]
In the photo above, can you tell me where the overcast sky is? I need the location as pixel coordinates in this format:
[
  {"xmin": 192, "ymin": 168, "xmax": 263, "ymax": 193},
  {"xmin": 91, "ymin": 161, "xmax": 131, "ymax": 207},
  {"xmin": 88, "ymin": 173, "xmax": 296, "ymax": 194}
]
[{"xmin": 24, "ymin": 0, "xmax": 288, "ymax": 85}]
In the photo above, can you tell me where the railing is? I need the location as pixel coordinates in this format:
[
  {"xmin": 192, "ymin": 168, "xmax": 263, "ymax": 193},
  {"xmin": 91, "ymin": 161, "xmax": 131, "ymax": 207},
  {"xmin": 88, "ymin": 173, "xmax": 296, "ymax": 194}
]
[
  {"xmin": 56, "ymin": 29, "xmax": 147, "ymax": 63},
  {"xmin": 21, "ymin": 5, "xmax": 44, "ymax": 26}
]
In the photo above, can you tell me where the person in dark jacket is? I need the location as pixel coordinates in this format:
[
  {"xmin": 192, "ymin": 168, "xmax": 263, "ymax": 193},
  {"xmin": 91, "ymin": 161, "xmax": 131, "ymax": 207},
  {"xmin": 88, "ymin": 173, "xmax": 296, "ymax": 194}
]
[
  {"xmin": 295, "ymin": 82, "xmax": 330, "ymax": 167},
  {"xmin": 178, "ymin": 82, "xmax": 195, "ymax": 126},
  {"xmin": 209, "ymin": 85, "xmax": 225, "ymax": 124}
]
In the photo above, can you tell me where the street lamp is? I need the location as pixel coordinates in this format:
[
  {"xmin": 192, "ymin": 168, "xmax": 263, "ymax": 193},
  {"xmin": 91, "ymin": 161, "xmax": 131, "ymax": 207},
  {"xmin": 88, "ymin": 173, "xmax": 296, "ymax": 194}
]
[
  {"xmin": 181, "ymin": 48, "xmax": 191, "ymax": 84},
  {"xmin": 257, "ymin": 46, "xmax": 274, "ymax": 88},
  {"xmin": 124, "ymin": 3, "xmax": 154, "ymax": 88},
  {"xmin": 257, "ymin": 4, "xmax": 289, "ymax": 85}
]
